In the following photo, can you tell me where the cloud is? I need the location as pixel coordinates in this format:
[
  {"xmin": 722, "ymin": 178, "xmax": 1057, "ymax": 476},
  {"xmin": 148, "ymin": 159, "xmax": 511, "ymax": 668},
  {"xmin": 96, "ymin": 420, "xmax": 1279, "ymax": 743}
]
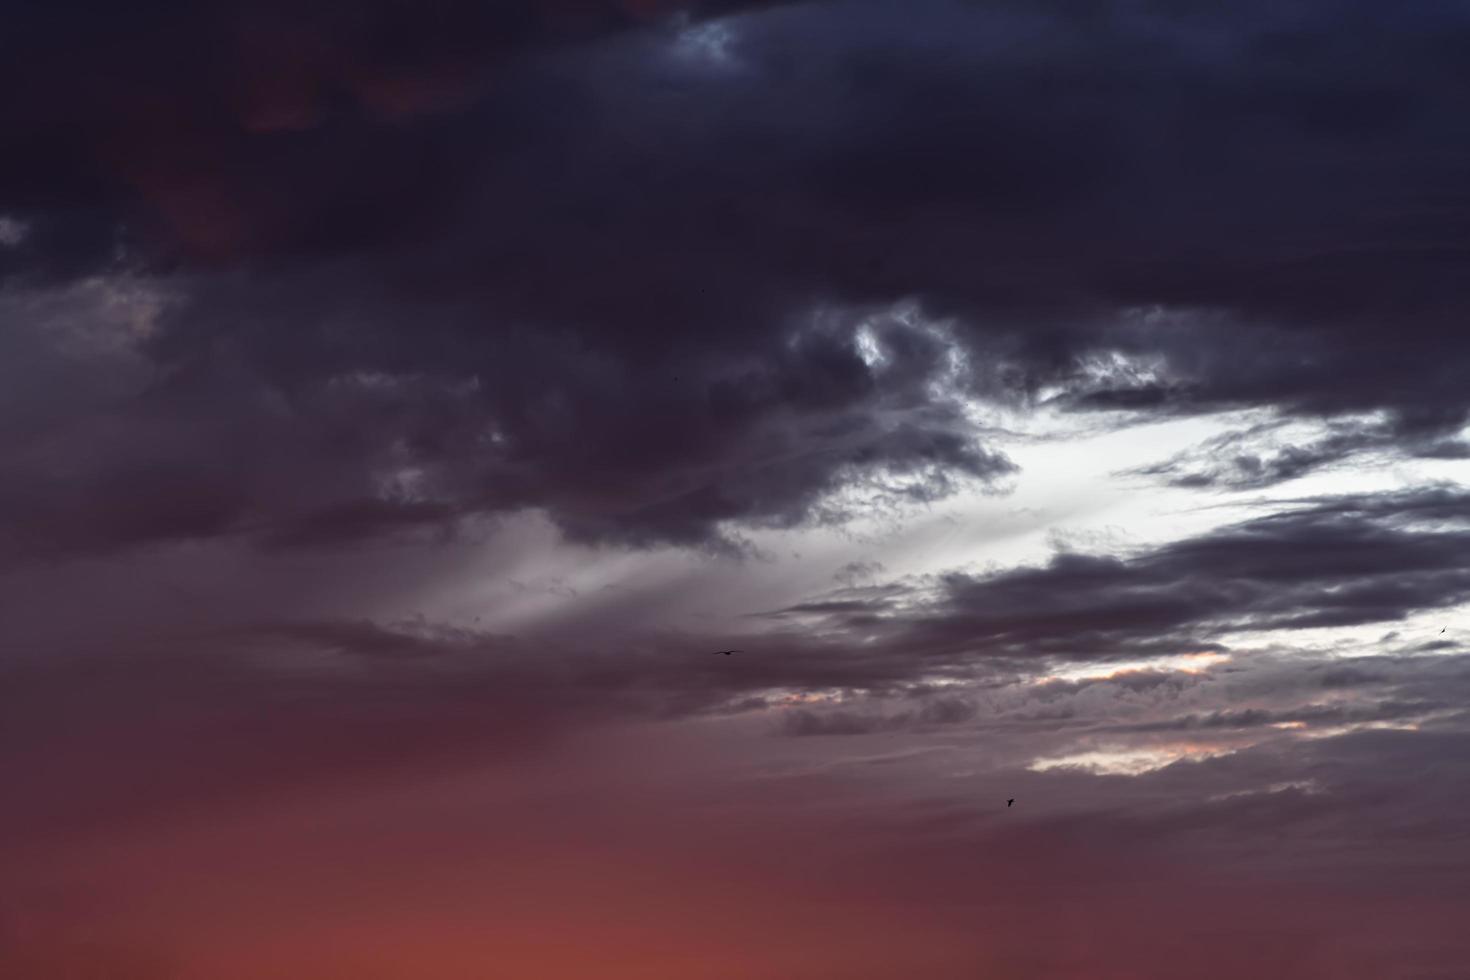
[
  {"xmin": 1125, "ymin": 414, "xmax": 1470, "ymax": 490},
  {"xmin": 8, "ymin": 483, "xmax": 1468, "ymax": 853},
  {"xmin": 745, "ymin": 488, "xmax": 1470, "ymax": 747},
  {"xmin": 900, "ymin": 486, "xmax": 1470, "ymax": 659},
  {"xmin": 778, "ymin": 694, "xmax": 978, "ymax": 736},
  {"xmin": 0, "ymin": 281, "xmax": 1016, "ymax": 560},
  {"xmin": 5, "ymin": 3, "xmax": 1470, "ymax": 974},
  {"xmin": 1, "ymin": 0, "xmax": 1469, "ymax": 559}
]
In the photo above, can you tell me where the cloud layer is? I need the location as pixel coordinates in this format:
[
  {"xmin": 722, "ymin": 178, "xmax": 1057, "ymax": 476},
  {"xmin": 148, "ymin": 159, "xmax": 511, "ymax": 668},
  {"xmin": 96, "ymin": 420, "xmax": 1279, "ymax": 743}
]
[
  {"xmin": 5, "ymin": 1, "xmax": 1470, "ymax": 976},
  {"xmin": 3, "ymin": 0, "xmax": 1469, "ymax": 559}
]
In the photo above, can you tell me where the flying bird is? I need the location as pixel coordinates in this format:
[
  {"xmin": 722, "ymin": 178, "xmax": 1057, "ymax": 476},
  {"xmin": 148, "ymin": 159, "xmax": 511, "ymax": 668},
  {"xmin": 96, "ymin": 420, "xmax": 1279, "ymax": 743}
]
[
  {"xmin": 1441, "ymin": 628, "xmax": 1447, "ymax": 633},
  {"xmin": 712, "ymin": 650, "xmax": 741, "ymax": 655},
  {"xmin": 1007, "ymin": 799, "xmax": 1015, "ymax": 807}
]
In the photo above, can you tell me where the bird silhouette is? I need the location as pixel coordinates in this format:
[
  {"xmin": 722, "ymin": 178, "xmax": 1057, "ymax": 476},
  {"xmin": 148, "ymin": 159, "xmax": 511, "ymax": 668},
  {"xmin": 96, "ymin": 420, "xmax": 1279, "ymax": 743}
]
[
  {"xmin": 1007, "ymin": 799, "xmax": 1015, "ymax": 807},
  {"xmin": 1442, "ymin": 628, "xmax": 1448, "ymax": 633},
  {"xmin": 712, "ymin": 650, "xmax": 741, "ymax": 656}
]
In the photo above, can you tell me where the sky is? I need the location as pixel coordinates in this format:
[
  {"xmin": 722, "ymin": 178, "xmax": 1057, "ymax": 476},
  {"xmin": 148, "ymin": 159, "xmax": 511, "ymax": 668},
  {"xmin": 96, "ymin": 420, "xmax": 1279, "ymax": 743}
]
[{"xmin": 3, "ymin": 0, "xmax": 1470, "ymax": 977}]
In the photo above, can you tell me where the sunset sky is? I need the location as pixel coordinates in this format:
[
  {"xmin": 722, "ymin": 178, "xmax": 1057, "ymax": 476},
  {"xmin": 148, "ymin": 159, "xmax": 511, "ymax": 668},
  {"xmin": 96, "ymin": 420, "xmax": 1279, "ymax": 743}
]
[{"xmin": 3, "ymin": 1, "xmax": 1470, "ymax": 977}]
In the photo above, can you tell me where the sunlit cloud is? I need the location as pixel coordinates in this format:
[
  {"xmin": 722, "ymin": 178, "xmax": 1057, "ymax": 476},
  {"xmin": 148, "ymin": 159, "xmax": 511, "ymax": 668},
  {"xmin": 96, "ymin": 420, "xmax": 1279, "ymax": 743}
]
[
  {"xmin": 1037, "ymin": 652, "xmax": 1231, "ymax": 685},
  {"xmin": 1029, "ymin": 742, "xmax": 1237, "ymax": 776},
  {"xmin": 1298, "ymin": 720, "xmax": 1424, "ymax": 740}
]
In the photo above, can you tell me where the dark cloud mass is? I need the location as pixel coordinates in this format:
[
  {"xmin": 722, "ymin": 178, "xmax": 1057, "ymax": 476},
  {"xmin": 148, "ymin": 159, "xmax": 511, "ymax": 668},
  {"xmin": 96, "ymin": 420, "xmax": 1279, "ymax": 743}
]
[
  {"xmin": 4, "ymin": 1, "xmax": 1470, "ymax": 976},
  {"xmin": 750, "ymin": 487, "xmax": 1470, "ymax": 675},
  {"xmin": 2, "ymin": 0, "xmax": 1469, "ymax": 555}
]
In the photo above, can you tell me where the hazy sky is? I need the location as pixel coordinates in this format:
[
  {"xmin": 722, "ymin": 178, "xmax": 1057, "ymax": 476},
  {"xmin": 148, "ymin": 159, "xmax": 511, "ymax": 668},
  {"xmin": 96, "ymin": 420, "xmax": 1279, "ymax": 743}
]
[{"xmin": 3, "ymin": 1, "xmax": 1470, "ymax": 977}]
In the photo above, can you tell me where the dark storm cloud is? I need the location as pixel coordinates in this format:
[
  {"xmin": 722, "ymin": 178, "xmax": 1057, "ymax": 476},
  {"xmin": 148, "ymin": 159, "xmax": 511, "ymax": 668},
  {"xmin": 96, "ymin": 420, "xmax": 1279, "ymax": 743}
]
[
  {"xmin": 3, "ymin": 0, "xmax": 1470, "ymax": 558},
  {"xmin": 1, "ymin": 281, "xmax": 1015, "ymax": 559},
  {"xmin": 887, "ymin": 485, "xmax": 1470, "ymax": 660},
  {"xmin": 1124, "ymin": 418, "xmax": 1396, "ymax": 490},
  {"xmin": 1126, "ymin": 416, "xmax": 1470, "ymax": 491},
  {"xmin": 0, "ymin": 0, "xmax": 793, "ymax": 267}
]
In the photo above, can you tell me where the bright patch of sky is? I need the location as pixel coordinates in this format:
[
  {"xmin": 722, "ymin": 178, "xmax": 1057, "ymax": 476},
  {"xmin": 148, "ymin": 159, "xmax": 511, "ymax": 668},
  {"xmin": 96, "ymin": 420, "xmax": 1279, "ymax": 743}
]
[
  {"xmin": 1038, "ymin": 652, "xmax": 1232, "ymax": 684},
  {"xmin": 1029, "ymin": 742, "xmax": 1238, "ymax": 776}
]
